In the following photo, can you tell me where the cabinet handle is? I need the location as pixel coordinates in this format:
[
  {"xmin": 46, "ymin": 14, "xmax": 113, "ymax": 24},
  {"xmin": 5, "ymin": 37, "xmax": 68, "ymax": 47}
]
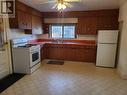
[
  {"xmin": 109, "ymin": 25, "xmax": 111, "ymax": 27},
  {"xmin": 105, "ymin": 25, "xmax": 108, "ymax": 27},
  {"xmin": 88, "ymin": 28, "xmax": 90, "ymax": 31}
]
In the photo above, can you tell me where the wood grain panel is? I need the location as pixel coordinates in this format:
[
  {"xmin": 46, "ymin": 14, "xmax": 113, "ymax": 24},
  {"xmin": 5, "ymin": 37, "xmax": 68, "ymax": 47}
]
[
  {"xmin": 43, "ymin": 44, "xmax": 97, "ymax": 62},
  {"xmin": 9, "ymin": 1, "xmax": 42, "ymax": 29},
  {"xmin": 42, "ymin": 9, "xmax": 119, "ymax": 18},
  {"xmin": 42, "ymin": 9, "xmax": 119, "ymax": 35},
  {"xmin": 77, "ymin": 17, "xmax": 98, "ymax": 35}
]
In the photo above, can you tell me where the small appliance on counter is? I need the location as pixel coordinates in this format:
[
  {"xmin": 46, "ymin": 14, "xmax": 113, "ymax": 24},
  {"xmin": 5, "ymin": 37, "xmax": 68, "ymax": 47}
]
[
  {"xmin": 96, "ymin": 30, "xmax": 119, "ymax": 68},
  {"xmin": 11, "ymin": 37, "xmax": 41, "ymax": 74}
]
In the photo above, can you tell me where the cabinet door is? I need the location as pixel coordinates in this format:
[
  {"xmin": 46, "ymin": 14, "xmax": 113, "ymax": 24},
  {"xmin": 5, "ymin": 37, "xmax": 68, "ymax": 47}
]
[
  {"xmin": 64, "ymin": 47, "xmax": 75, "ymax": 61},
  {"xmin": 32, "ymin": 15, "xmax": 42, "ymax": 34},
  {"xmin": 75, "ymin": 46, "xmax": 96, "ymax": 62},
  {"xmin": 77, "ymin": 18, "xmax": 85, "ymax": 34},
  {"xmin": 37, "ymin": 17, "xmax": 43, "ymax": 34},
  {"xmin": 25, "ymin": 13, "xmax": 32, "ymax": 29},
  {"xmin": 43, "ymin": 24, "xmax": 50, "ymax": 34},
  {"xmin": 48, "ymin": 46, "xmax": 65, "ymax": 60},
  {"xmin": 84, "ymin": 47, "xmax": 94, "ymax": 62},
  {"xmin": 17, "ymin": 10, "xmax": 32, "ymax": 29},
  {"xmin": 43, "ymin": 45, "xmax": 49, "ymax": 59},
  {"xmin": 85, "ymin": 17, "xmax": 97, "ymax": 35},
  {"xmin": 49, "ymin": 46, "xmax": 60, "ymax": 59},
  {"xmin": 77, "ymin": 17, "xmax": 97, "ymax": 35},
  {"xmin": 97, "ymin": 17, "xmax": 118, "ymax": 30},
  {"xmin": 75, "ymin": 47, "xmax": 85, "ymax": 61},
  {"xmin": 17, "ymin": 11, "xmax": 26, "ymax": 29},
  {"xmin": 57, "ymin": 47, "xmax": 65, "ymax": 60}
]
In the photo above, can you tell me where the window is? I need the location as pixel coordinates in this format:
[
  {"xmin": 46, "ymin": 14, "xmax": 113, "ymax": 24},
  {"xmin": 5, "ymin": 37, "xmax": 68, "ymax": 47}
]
[
  {"xmin": 51, "ymin": 25, "xmax": 62, "ymax": 38},
  {"xmin": 50, "ymin": 24, "xmax": 76, "ymax": 39}
]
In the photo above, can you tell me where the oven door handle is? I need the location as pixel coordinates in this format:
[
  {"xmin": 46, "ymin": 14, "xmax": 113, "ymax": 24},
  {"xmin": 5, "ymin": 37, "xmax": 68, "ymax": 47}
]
[{"xmin": 29, "ymin": 49, "xmax": 40, "ymax": 53}]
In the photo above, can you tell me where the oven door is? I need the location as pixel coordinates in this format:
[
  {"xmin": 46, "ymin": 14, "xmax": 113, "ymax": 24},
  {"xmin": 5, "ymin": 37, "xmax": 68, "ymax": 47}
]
[{"xmin": 30, "ymin": 49, "xmax": 40, "ymax": 67}]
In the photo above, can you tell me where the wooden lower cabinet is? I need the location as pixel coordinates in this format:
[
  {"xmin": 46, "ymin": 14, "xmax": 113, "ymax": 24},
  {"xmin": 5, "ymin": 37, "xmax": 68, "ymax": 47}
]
[
  {"xmin": 44, "ymin": 45, "xmax": 65, "ymax": 60},
  {"xmin": 43, "ymin": 44, "xmax": 96, "ymax": 62}
]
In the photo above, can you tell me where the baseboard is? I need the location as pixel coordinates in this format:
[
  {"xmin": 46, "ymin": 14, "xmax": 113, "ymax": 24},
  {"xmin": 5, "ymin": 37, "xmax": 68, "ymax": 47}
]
[{"xmin": 117, "ymin": 69, "xmax": 127, "ymax": 79}]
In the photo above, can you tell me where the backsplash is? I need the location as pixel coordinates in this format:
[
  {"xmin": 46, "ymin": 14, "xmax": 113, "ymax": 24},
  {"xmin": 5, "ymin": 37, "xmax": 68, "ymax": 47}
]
[
  {"xmin": 8, "ymin": 29, "xmax": 37, "ymax": 40},
  {"xmin": 37, "ymin": 34, "xmax": 97, "ymax": 41},
  {"xmin": 77, "ymin": 35, "xmax": 97, "ymax": 40},
  {"xmin": 9, "ymin": 29, "xmax": 30, "ymax": 39}
]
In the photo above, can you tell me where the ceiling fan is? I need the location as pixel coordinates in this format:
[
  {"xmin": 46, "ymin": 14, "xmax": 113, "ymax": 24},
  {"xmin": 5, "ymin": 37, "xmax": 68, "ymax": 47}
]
[{"xmin": 39, "ymin": 0, "xmax": 81, "ymax": 11}]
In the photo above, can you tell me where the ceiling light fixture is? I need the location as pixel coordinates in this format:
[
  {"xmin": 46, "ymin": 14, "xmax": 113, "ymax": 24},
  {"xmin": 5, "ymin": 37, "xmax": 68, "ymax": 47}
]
[
  {"xmin": 39, "ymin": 0, "xmax": 81, "ymax": 11},
  {"xmin": 57, "ymin": 3, "xmax": 67, "ymax": 11}
]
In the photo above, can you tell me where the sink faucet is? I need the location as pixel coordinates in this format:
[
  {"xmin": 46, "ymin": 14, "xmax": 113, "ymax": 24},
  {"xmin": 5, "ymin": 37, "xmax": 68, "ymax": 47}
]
[{"xmin": 56, "ymin": 39, "xmax": 63, "ymax": 43}]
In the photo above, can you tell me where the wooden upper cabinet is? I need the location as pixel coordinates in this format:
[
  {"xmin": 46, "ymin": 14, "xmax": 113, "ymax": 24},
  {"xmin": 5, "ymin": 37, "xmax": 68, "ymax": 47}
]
[
  {"xmin": 85, "ymin": 17, "xmax": 97, "ymax": 35},
  {"xmin": 10, "ymin": 10, "xmax": 32, "ymax": 30},
  {"xmin": 32, "ymin": 15, "xmax": 43, "ymax": 34},
  {"xmin": 9, "ymin": 1, "xmax": 42, "ymax": 31},
  {"xmin": 43, "ymin": 24, "xmax": 50, "ymax": 34},
  {"xmin": 97, "ymin": 16, "xmax": 118, "ymax": 30},
  {"xmin": 77, "ymin": 17, "xmax": 97, "ymax": 35},
  {"xmin": 25, "ymin": 13, "xmax": 32, "ymax": 29},
  {"xmin": 77, "ymin": 16, "xmax": 118, "ymax": 35},
  {"xmin": 17, "ymin": 11, "xmax": 24, "ymax": 29},
  {"xmin": 17, "ymin": 10, "xmax": 32, "ymax": 29}
]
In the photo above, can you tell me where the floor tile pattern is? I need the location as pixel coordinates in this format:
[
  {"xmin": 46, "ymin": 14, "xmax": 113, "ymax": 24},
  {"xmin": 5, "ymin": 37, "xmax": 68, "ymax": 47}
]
[{"xmin": 1, "ymin": 60, "xmax": 127, "ymax": 95}]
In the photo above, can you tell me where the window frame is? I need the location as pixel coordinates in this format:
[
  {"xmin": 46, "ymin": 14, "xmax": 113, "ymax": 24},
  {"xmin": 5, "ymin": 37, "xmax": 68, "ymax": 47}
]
[{"xmin": 49, "ymin": 23, "xmax": 77, "ymax": 39}]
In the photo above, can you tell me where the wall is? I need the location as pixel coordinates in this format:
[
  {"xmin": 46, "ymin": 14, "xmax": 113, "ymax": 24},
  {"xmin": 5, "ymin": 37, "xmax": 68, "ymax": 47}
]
[
  {"xmin": 8, "ymin": 29, "xmax": 37, "ymax": 40},
  {"xmin": 42, "ymin": 9, "xmax": 118, "ymax": 18},
  {"xmin": 0, "ymin": 26, "xmax": 37, "ymax": 79},
  {"xmin": 43, "ymin": 17, "xmax": 97, "ymax": 40},
  {"xmin": 77, "ymin": 35, "xmax": 97, "ymax": 40},
  {"xmin": 118, "ymin": 1, "xmax": 127, "ymax": 79},
  {"xmin": 0, "ymin": 17, "xmax": 12, "ymax": 79},
  {"xmin": 42, "ymin": 9, "xmax": 119, "ymax": 36},
  {"xmin": 9, "ymin": 29, "xmax": 29, "ymax": 39},
  {"xmin": 38, "ymin": 33, "xmax": 97, "ymax": 41},
  {"xmin": 0, "ymin": 0, "xmax": 13, "ymax": 79}
]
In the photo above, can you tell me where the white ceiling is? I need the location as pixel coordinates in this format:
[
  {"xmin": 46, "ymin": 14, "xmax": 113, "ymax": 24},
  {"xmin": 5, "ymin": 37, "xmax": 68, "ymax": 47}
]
[{"xmin": 18, "ymin": 0, "xmax": 120, "ymax": 12}]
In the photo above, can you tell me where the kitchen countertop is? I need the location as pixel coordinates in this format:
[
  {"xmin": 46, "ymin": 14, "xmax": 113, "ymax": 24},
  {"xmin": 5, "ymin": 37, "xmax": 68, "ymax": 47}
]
[{"xmin": 28, "ymin": 39, "xmax": 97, "ymax": 47}]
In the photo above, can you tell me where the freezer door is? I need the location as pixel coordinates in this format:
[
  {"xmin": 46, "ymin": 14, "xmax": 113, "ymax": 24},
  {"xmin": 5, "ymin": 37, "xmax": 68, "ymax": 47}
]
[
  {"xmin": 96, "ymin": 44, "xmax": 117, "ymax": 67},
  {"xmin": 98, "ymin": 30, "xmax": 119, "ymax": 44}
]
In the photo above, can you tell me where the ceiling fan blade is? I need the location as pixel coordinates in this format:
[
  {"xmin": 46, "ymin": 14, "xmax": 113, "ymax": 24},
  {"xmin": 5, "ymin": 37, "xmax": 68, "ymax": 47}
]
[
  {"xmin": 39, "ymin": 1, "xmax": 57, "ymax": 4},
  {"xmin": 64, "ymin": 2, "xmax": 73, "ymax": 8},
  {"xmin": 63, "ymin": 0, "xmax": 81, "ymax": 2},
  {"xmin": 51, "ymin": 4, "xmax": 58, "ymax": 9}
]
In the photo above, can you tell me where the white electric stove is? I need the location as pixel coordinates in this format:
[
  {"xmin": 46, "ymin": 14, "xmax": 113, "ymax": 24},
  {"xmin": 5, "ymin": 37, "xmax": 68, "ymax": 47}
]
[{"xmin": 11, "ymin": 37, "xmax": 41, "ymax": 74}]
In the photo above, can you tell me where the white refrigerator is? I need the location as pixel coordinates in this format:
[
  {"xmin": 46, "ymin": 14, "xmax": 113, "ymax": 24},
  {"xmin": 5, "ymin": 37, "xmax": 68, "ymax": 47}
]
[{"xmin": 96, "ymin": 30, "xmax": 119, "ymax": 67}]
